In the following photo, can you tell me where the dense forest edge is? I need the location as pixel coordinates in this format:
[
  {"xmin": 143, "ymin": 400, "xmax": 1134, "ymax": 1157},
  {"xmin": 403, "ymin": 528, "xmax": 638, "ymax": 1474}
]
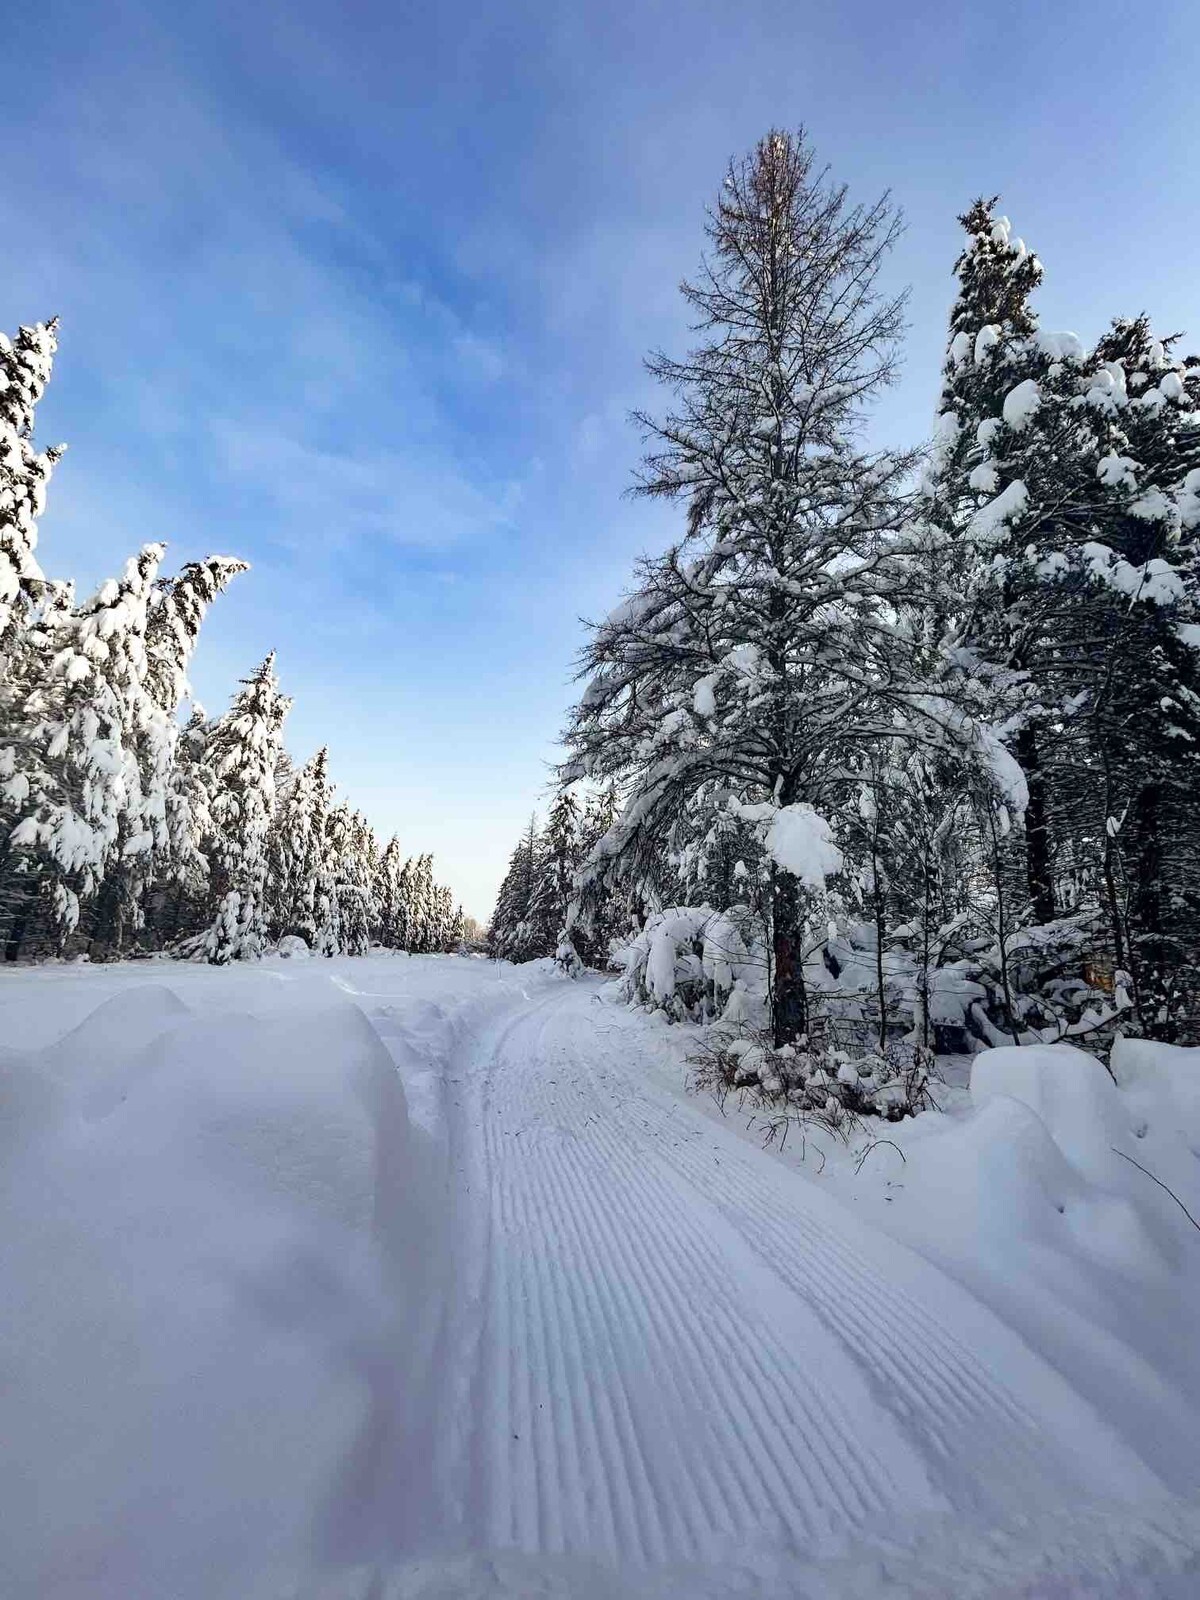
[
  {"xmin": 0, "ymin": 334, "xmax": 470, "ymax": 964},
  {"xmin": 488, "ymin": 129, "xmax": 1200, "ymax": 1122}
]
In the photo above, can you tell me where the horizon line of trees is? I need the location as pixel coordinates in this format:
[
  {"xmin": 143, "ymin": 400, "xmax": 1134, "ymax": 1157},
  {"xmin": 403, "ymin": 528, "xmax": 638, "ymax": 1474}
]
[
  {"xmin": 0, "ymin": 320, "xmax": 467, "ymax": 964},
  {"xmin": 491, "ymin": 129, "xmax": 1200, "ymax": 1049},
  {"xmin": 486, "ymin": 784, "xmax": 621, "ymax": 965}
]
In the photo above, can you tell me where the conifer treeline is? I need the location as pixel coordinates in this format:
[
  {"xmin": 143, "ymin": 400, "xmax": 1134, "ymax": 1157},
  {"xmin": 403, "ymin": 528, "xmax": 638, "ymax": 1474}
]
[
  {"xmin": 491, "ymin": 131, "xmax": 1200, "ymax": 1047},
  {"xmin": 487, "ymin": 786, "xmax": 620, "ymax": 963},
  {"xmin": 0, "ymin": 321, "xmax": 465, "ymax": 963}
]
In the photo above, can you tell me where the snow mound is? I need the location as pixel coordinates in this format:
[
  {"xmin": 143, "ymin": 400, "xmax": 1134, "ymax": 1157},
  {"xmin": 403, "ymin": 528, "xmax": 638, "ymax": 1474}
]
[
  {"xmin": 971, "ymin": 1042, "xmax": 1126, "ymax": 1184},
  {"xmin": 0, "ymin": 982, "xmax": 432, "ymax": 1600},
  {"xmin": 971, "ymin": 1040, "xmax": 1200, "ymax": 1243},
  {"xmin": 1112, "ymin": 1034, "xmax": 1200, "ymax": 1119}
]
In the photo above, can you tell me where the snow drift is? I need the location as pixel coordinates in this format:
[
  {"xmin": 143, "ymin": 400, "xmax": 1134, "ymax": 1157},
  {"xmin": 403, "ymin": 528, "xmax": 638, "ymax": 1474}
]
[{"xmin": 0, "ymin": 978, "xmax": 437, "ymax": 1600}]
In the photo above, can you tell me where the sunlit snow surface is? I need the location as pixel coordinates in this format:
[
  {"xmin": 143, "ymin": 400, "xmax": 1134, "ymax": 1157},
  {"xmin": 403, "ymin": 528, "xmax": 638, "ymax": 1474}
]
[{"xmin": 1, "ymin": 953, "xmax": 1198, "ymax": 1598}]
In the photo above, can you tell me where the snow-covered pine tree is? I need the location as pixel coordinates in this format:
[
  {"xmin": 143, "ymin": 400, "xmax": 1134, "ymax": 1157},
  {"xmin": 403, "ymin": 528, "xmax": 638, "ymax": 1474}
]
[
  {"xmin": 563, "ymin": 129, "xmax": 927, "ymax": 1042},
  {"xmin": 195, "ymin": 653, "xmax": 290, "ymax": 963}
]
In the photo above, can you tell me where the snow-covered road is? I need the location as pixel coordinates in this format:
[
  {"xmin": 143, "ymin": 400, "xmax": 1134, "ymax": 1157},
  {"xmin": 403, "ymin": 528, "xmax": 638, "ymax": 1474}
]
[{"xmin": 3, "ymin": 955, "xmax": 1198, "ymax": 1598}]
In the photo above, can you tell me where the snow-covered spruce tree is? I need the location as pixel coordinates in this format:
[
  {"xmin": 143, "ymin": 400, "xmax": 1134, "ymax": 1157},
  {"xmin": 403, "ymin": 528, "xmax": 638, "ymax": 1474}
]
[
  {"xmin": 563, "ymin": 129, "xmax": 930, "ymax": 1043},
  {"xmin": 98, "ymin": 555, "xmax": 249, "ymax": 953},
  {"xmin": 925, "ymin": 200, "xmax": 1200, "ymax": 1035},
  {"xmin": 150, "ymin": 704, "xmax": 214, "ymax": 948},
  {"xmin": 0, "ymin": 319, "xmax": 67, "ymax": 955},
  {"xmin": 0, "ymin": 320, "xmax": 64, "ymax": 661},
  {"xmin": 404, "ymin": 852, "xmax": 431, "ymax": 952},
  {"xmin": 5, "ymin": 544, "xmax": 165, "ymax": 957},
  {"xmin": 525, "ymin": 790, "xmax": 582, "ymax": 960},
  {"xmin": 568, "ymin": 783, "xmax": 626, "ymax": 965},
  {"xmin": 919, "ymin": 199, "xmax": 1081, "ymax": 928},
  {"xmin": 431, "ymin": 880, "xmax": 455, "ymax": 952},
  {"xmin": 488, "ymin": 817, "xmax": 538, "ymax": 959},
  {"xmin": 266, "ymin": 745, "xmax": 331, "ymax": 946},
  {"xmin": 401, "ymin": 857, "xmax": 425, "ymax": 940},
  {"xmin": 328, "ymin": 806, "xmax": 375, "ymax": 957},
  {"xmin": 0, "ymin": 606, "xmax": 66, "ymax": 956},
  {"xmin": 143, "ymin": 558, "xmax": 250, "ymax": 722},
  {"xmin": 1069, "ymin": 317, "xmax": 1200, "ymax": 1034},
  {"xmin": 193, "ymin": 653, "xmax": 290, "ymax": 963},
  {"xmin": 375, "ymin": 836, "xmax": 409, "ymax": 949}
]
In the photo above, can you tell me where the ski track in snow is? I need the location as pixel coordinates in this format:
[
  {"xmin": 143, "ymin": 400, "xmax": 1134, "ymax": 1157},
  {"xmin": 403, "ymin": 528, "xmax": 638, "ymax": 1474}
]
[{"xmin": 338, "ymin": 964, "xmax": 1175, "ymax": 1582}]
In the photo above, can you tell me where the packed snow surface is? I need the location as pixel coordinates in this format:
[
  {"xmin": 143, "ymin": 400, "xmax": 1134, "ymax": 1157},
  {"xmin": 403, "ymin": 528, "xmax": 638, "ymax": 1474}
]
[{"xmin": 1, "ymin": 954, "xmax": 1198, "ymax": 1599}]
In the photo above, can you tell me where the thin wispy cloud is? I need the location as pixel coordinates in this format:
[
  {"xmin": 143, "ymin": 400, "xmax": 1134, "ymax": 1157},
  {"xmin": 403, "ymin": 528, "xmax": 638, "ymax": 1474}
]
[{"xmin": 210, "ymin": 419, "xmax": 522, "ymax": 553}]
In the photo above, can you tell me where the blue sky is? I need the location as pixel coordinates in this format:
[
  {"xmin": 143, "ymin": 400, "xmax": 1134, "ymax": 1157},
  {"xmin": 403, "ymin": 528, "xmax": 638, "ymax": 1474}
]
[{"xmin": 8, "ymin": 0, "xmax": 1198, "ymax": 919}]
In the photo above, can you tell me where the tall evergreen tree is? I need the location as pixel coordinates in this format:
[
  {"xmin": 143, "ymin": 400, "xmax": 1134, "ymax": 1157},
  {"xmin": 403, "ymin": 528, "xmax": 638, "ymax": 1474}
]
[
  {"xmin": 267, "ymin": 745, "xmax": 331, "ymax": 944},
  {"xmin": 195, "ymin": 653, "xmax": 290, "ymax": 963},
  {"xmin": 153, "ymin": 704, "xmax": 214, "ymax": 948},
  {"xmin": 8, "ymin": 543, "xmax": 165, "ymax": 953},
  {"xmin": 526, "ymin": 790, "xmax": 582, "ymax": 956},
  {"xmin": 924, "ymin": 199, "xmax": 1200, "ymax": 1032},
  {"xmin": 488, "ymin": 817, "xmax": 538, "ymax": 960},
  {"xmin": 375, "ymin": 835, "xmax": 408, "ymax": 948},
  {"xmin": 563, "ymin": 130, "xmax": 937, "ymax": 1041},
  {"xmin": 0, "ymin": 320, "xmax": 63, "ymax": 659}
]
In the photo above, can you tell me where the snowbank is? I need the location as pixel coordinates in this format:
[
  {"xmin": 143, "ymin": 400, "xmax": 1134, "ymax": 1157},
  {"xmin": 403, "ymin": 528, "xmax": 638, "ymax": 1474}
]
[
  {"xmin": 850, "ymin": 1038, "xmax": 1200, "ymax": 1489},
  {"xmin": 0, "ymin": 977, "xmax": 435, "ymax": 1600}
]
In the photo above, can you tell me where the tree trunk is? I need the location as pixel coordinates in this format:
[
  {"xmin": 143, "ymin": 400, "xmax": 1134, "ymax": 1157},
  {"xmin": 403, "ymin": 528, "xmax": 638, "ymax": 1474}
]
[
  {"xmin": 1129, "ymin": 784, "xmax": 1163, "ymax": 942},
  {"xmin": 771, "ymin": 868, "xmax": 808, "ymax": 1046},
  {"xmin": 873, "ymin": 878, "xmax": 888, "ymax": 1052},
  {"xmin": 1016, "ymin": 725, "xmax": 1054, "ymax": 924},
  {"xmin": 1128, "ymin": 783, "xmax": 1173, "ymax": 1039},
  {"xmin": 4, "ymin": 878, "xmax": 34, "ymax": 963},
  {"xmin": 88, "ymin": 874, "xmax": 125, "ymax": 961}
]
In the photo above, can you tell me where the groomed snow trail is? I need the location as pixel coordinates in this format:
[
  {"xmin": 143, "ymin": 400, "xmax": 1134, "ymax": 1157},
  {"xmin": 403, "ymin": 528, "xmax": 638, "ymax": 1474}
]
[
  {"xmin": 5, "ymin": 954, "xmax": 1196, "ymax": 1599},
  {"xmin": 332, "ymin": 961, "xmax": 1180, "ymax": 1591}
]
